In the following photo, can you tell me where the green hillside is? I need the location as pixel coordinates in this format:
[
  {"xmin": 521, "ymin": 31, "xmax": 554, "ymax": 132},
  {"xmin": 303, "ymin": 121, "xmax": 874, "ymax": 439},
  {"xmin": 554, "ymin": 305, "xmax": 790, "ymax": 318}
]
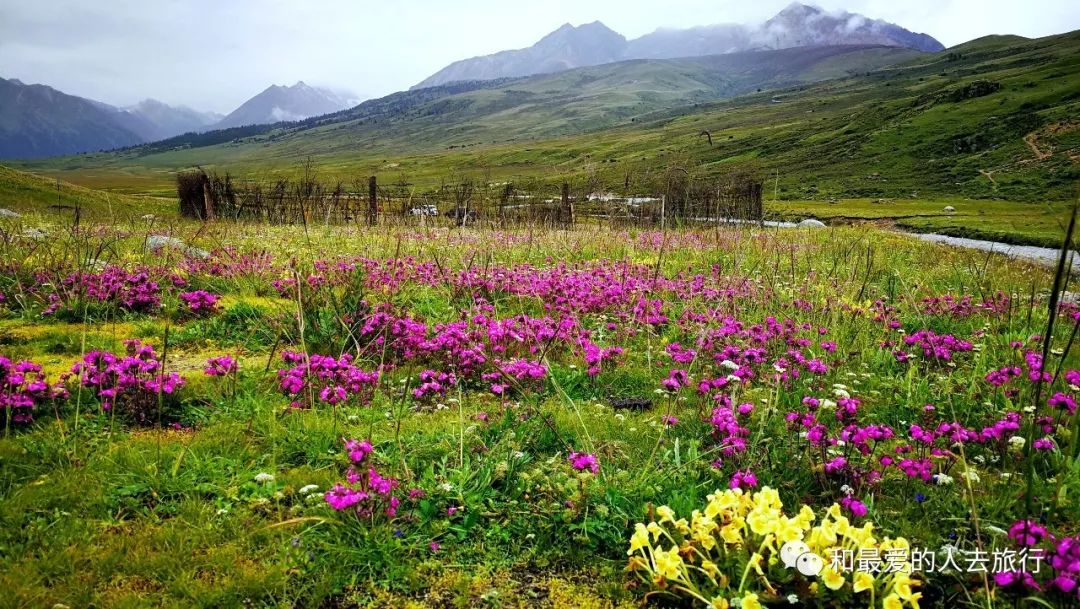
[
  {"xmin": 0, "ymin": 165, "xmax": 169, "ymax": 217},
  {"xmin": 12, "ymin": 45, "xmax": 921, "ymax": 193},
  {"xmin": 14, "ymin": 31, "xmax": 1080, "ymax": 202}
]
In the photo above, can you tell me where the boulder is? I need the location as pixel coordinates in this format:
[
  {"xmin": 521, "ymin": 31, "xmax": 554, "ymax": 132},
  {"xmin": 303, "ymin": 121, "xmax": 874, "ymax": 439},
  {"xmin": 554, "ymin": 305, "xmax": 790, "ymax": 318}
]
[
  {"xmin": 0, "ymin": 208, "xmax": 20, "ymax": 218},
  {"xmin": 798, "ymin": 219, "xmax": 827, "ymax": 228},
  {"xmin": 943, "ymin": 206, "xmax": 956, "ymax": 212},
  {"xmin": 146, "ymin": 235, "xmax": 210, "ymax": 259}
]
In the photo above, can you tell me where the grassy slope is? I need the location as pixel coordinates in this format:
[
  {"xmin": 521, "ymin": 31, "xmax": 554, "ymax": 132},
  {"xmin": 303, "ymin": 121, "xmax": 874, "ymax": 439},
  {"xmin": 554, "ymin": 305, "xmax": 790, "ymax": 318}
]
[
  {"xmin": 0, "ymin": 164, "xmax": 172, "ymax": 217},
  {"xmin": 12, "ymin": 46, "xmax": 925, "ymax": 194}
]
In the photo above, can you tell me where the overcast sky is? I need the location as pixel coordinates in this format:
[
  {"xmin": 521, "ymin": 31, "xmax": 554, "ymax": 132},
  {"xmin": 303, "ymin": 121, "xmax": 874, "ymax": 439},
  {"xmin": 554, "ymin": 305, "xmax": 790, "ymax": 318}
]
[{"xmin": 1, "ymin": 0, "xmax": 1076, "ymax": 114}]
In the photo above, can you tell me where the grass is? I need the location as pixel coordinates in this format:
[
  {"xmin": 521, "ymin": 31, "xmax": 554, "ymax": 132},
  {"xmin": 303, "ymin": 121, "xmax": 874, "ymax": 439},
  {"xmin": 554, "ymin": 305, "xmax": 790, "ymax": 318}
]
[
  {"xmin": 769, "ymin": 198, "xmax": 1076, "ymax": 248},
  {"xmin": 0, "ymin": 196, "xmax": 1079, "ymax": 607}
]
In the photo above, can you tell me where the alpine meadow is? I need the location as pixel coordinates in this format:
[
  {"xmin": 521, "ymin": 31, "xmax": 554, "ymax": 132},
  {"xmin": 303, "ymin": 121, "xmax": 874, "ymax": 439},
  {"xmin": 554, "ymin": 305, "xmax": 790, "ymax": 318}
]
[{"xmin": 1, "ymin": 2, "xmax": 1079, "ymax": 608}]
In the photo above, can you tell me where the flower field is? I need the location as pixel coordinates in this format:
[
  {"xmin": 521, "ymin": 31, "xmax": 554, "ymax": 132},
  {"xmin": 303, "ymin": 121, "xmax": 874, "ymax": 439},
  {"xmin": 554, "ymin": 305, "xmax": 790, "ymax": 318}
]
[{"xmin": 1, "ymin": 216, "xmax": 1078, "ymax": 608}]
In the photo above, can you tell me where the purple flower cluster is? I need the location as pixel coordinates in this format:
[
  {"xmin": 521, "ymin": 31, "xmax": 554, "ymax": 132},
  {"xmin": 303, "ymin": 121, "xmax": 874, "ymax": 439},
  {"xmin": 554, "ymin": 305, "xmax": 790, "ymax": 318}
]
[
  {"xmin": 896, "ymin": 329, "xmax": 973, "ymax": 362},
  {"xmin": 277, "ymin": 351, "xmax": 379, "ymax": 409},
  {"xmin": 1, "ymin": 356, "xmax": 68, "ymax": 424},
  {"xmin": 48, "ymin": 266, "xmax": 161, "ymax": 315},
  {"xmin": 178, "ymin": 290, "xmax": 220, "ymax": 315},
  {"xmin": 412, "ymin": 369, "xmax": 456, "ymax": 400},
  {"xmin": 325, "ymin": 438, "xmax": 402, "ymax": 518},
  {"xmin": 203, "ymin": 355, "xmax": 238, "ymax": 377},
  {"xmin": 568, "ymin": 451, "xmax": 599, "ymax": 473},
  {"xmin": 72, "ymin": 339, "xmax": 183, "ymax": 423},
  {"xmin": 994, "ymin": 522, "xmax": 1080, "ymax": 600}
]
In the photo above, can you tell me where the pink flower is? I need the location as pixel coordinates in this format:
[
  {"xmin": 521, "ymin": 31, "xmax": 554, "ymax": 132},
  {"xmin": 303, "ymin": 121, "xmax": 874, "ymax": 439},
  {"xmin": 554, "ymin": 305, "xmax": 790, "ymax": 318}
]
[{"xmin": 568, "ymin": 451, "xmax": 599, "ymax": 473}]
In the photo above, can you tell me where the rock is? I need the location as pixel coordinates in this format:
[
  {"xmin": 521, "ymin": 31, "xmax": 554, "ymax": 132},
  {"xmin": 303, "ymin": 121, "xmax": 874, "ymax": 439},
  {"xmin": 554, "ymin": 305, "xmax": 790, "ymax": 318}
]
[
  {"xmin": 22, "ymin": 228, "xmax": 46, "ymax": 240},
  {"xmin": 141, "ymin": 214, "xmax": 156, "ymax": 220},
  {"xmin": 943, "ymin": 206, "xmax": 956, "ymax": 212},
  {"xmin": 798, "ymin": 219, "xmax": 827, "ymax": 228},
  {"xmin": 146, "ymin": 235, "xmax": 210, "ymax": 259},
  {"xmin": 0, "ymin": 208, "xmax": 20, "ymax": 218}
]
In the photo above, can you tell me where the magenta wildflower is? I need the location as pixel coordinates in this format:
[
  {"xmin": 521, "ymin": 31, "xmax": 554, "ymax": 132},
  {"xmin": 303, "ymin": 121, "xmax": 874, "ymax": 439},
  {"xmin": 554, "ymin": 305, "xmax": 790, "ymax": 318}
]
[{"xmin": 568, "ymin": 451, "xmax": 599, "ymax": 473}]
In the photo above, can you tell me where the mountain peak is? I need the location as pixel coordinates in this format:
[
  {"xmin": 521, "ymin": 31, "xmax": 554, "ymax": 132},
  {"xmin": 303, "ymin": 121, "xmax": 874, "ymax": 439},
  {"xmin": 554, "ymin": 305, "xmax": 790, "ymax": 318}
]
[
  {"xmin": 413, "ymin": 7, "xmax": 943, "ymax": 89},
  {"xmin": 778, "ymin": 2, "xmax": 822, "ymax": 16},
  {"xmin": 215, "ymin": 81, "xmax": 353, "ymax": 129}
]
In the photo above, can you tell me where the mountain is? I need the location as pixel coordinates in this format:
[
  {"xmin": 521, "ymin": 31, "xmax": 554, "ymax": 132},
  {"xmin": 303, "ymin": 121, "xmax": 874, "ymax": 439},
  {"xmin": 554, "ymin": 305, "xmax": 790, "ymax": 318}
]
[
  {"xmin": 214, "ymin": 82, "xmax": 358, "ymax": 129},
  {"xmin": 757, "ymin": 3, "xmax": 943, "ymax": 52},
  {"xmin": 125, "ymin": 99, "xmax": 222, "ymax": 140},
  {"xmin": 414, "ymin": 3, "xmax": 945, "ymax": 88},
  {"xmin": 414, "ymin": 21, "xmax": 627, "ymax": 89},
  {"xmin": 23, "ymin": 43, "xmax": 924, "ymax": 165},
  {"xmin": 0, "ymin": 77, "xmax": 146, "ymax": 159},
  {"xmin": 19, "ymin": 29, "xmax": 1078, "ymax": 205}
]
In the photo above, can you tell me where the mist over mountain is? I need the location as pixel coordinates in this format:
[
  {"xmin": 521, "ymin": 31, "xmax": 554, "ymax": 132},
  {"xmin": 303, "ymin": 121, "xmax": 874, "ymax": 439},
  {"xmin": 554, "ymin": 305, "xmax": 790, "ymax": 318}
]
[
  {"xmin": 214, "ymin": 82, "xmax": 360, "ymax": 129},
  {"xmin": 414, "ymin": 2, "xmax": 945, "ymax": 88},
  {"xmin": 125, "ymin": 99, "xmax": 223, "ymax": 141}
]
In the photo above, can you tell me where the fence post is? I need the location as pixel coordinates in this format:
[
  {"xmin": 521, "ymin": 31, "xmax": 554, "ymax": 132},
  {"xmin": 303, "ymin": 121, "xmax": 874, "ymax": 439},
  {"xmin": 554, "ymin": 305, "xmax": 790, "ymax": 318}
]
[
  {"xmin": 561, "ymin": 182, "xmax": 572, "ymax": 228},
  {"xmin": 202, "ymin": 176, "xmax": 216, "ymax": 221},
  {"xmin": 368, "ymin": 176, "xmax": 378, "ymax": 227}
]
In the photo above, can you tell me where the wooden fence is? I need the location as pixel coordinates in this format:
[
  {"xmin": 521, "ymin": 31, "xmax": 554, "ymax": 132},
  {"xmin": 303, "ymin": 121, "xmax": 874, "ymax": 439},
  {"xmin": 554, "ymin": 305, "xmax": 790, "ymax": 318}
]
[{"xmin": 177, "ymin": 169, "xmax": 763, "ymax": 228}]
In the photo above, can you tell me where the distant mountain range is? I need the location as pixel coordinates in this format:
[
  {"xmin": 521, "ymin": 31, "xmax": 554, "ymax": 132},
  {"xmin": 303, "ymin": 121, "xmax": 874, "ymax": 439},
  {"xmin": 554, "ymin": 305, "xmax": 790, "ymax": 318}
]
[
  {"xmin": 414, "ymin": 2, "xmax": 944, "ymax": 88},
  {"xmin": 214, "ymin": 81, "xmax": 359, "ymax": 129},
  {"xmin": 125, "ymin": 99, "xmax": 223, "ymax": 141},
  {"xmin": 0, "ymin": 78, "xmax": 359, "ymax": 159}
]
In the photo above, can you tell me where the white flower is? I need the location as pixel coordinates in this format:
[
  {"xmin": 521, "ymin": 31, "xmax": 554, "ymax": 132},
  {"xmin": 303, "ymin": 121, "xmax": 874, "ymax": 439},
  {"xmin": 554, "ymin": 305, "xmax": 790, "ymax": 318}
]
[
  {"xmin": 832, "ymin": 388, "xmax": 850, "ymax": 399},
  {"xmin": 934, "ymin": 474, "xmax": 954, "ymax": 486},
  {"xmin": 438, "ymin": 482, "xmax": 454, "ymax": 492},
  {"xmin": 820, "ymin": 399, "xmax": 837, "ymax": 409},
  {"xmin": 254, "ymin": 472, "xmax": 275, "ymax": 483},
  {"xmin": 787, "ymin": 594, "xmax": 799, "ymax": 604},
  {"xmin": 962, "ymin": 470, "xmax": 980, "ymax": 483},
  {"xmin": 1008, "ymin": 436, "xmax": 1026, "ymax": 449},
  {"xmin": 299, "ymin": 484, "xmax": 319, "ymax": 495},
  {"xmin": 720, "ymin": 359, "xmax": 739, "ymax": 371}
]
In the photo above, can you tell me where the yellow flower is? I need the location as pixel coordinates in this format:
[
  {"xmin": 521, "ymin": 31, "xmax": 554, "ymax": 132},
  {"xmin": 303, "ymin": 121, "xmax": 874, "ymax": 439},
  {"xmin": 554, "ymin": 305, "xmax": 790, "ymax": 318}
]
[
  {"xmin": 749, "ymin": 552, "xmax": 765, "ymax": 576},
  {"xmin": 891, "ymin": 573, "xmax": 919, "ymax": 600},
  {"xmin": 710, "ymin": 596, "xmax": 729, "ymax": 609},
  {"xmin": 647, "ymin": 521, "xmax": 663, "ymax": 542},
  {"xmin": 747, "ymin": 507, "xmax": 779, "ymax": 536},
  {"xmin": 793, "ymin": 504, "xmax": 816, "ymax": 528},
  {"xmin": 653, "ymin": 544, "xmax": 684, "ymax": 581},
  {"xmin": 752, "ymin": 487, "xmax": 782, "ymax": 511},
  {"xmin": 628, "ymin": 523, "xmax": 649, "ymax": 555},
  {"xmin": 695, "ymin": 528, "xmax": 717, "ymax": 551},
  {"xmin": 907, "ymin": 592, "xmax": 923, "ymax": 609},
  {"xmin": 882, "ymin": 593, "xmax": 904, "ymax": 609},
  {"xmin": 821, "ymin": 567, "xmax": 846, "ymax": 591},
  {"xmin": 853, "ymin": 571, "xmax": 875, "ymax": 593},
  {"xmin": 701, "ymin": 559, "xmax": 720, "ymax": 579},
  {"xmin": 674, "ymin": 518, "xmax": 691, "ymax": 535},
  {"xmin": 657, "ymin": 505, "xmax": 675, "ymax": 523},
  {"xmin": 775, "ymin": 516, "xmax": 804, "ymax": 543},
  {"xmin": 720, "ymin": 522, "xmax": 744, "ymax": 545},
  {"xmin": 741, "ymin": 592, "xmax": 762, "ymax": 609}
]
